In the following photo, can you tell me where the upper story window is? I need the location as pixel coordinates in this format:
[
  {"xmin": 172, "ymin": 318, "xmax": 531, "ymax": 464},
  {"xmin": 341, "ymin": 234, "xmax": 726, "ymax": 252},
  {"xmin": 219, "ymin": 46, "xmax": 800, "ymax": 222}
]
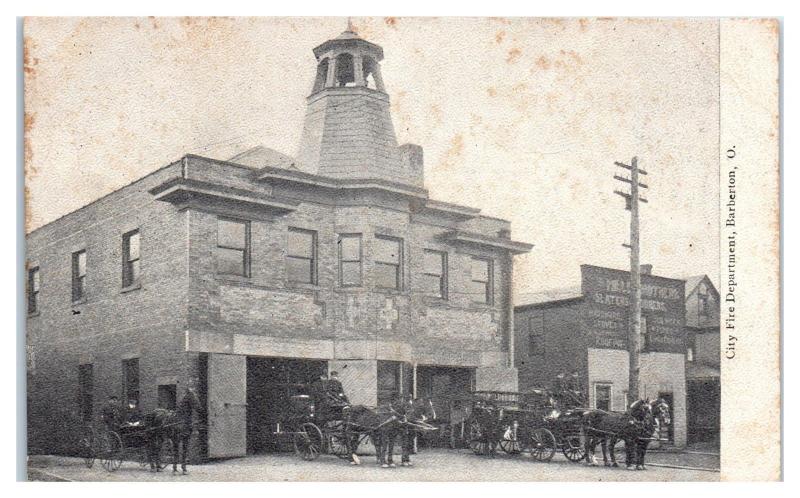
[
  {"xmin": 27, "ymin": 266, "xmax": 40, "ymax": 314},
  {"xmin": 374, "ymin": 236, "xmax": 402, "ymax": 290},
  {"xmin": 122, "ymin": 229, "xmax": 140, "ymax": 288},
  {"xmin": 217, "ymin": 218, "xmax": 250, "ymax": 277},
  {"xmin": 687, "ymin": 347, "xmax": 695, "ymax": 362},
  {"xmin": 338, "ymin": 234, "xmax": 362, "ymax": 287},
  {"xmin": 422, "ymin": 249, "xmax": 447, "ymax": 298},
  {"xmin": 72, "ymin": 250, "xmax": 87, "ymax": 303},
  {"xmin": 469, "ymin": 257, "xmax": 493, "ymax": 305},
  {"xmin": 287, "ymin": 228, "xmax": 317, "ymax": 284}
]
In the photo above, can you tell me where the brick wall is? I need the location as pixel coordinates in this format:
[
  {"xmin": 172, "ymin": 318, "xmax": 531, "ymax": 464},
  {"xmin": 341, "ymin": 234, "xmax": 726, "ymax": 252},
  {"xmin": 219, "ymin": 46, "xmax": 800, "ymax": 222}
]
[{"xmin": 26, "ymin": 162, "xmax": 191, "ymax": 454}]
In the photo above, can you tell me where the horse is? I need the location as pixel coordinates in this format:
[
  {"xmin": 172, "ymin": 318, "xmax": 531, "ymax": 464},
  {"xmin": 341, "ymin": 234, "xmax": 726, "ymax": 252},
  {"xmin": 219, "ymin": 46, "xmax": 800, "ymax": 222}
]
[
  {"xmin": 343, "ymin": 397, "xmax": 436, "ymax": 468},
  {"xmin": 579, "ymin": 399, "xmax": 652, "ymax": 468},
  {"xmin": 144, "ymin": 389, "xmax": 202, "ymax": 474},
  {"xmin": 382, "ymin": 397, "xmax": 437, "ymax": 467},
  {"xmin": 621, "ymin": 398, "xmax": 671, "ymax": 470}
]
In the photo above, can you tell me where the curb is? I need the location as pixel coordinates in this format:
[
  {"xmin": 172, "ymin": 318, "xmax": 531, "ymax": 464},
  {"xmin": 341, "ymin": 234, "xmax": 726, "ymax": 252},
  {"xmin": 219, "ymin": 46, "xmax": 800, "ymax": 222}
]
[
  {"xmin": 646, "ymin": 463, "xmax": 720, "ymax": 473},
  {"xmin": 27, "ymin": 468, "xmax": 74, "ymax": 482}
]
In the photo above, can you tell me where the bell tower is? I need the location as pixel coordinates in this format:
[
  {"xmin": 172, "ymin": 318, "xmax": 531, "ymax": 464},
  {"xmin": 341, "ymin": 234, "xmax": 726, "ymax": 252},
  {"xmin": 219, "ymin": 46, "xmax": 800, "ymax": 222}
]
[{"xmin": 296, "ymin": 22, "xmax": 424, "ymax": 186}]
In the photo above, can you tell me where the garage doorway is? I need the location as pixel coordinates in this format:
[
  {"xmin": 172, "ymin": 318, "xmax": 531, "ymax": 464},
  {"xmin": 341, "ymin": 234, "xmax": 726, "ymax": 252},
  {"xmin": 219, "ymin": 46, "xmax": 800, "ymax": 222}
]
[{"xmin": 246, "ymin": 357, "xmax": 326, "ymax": 454}]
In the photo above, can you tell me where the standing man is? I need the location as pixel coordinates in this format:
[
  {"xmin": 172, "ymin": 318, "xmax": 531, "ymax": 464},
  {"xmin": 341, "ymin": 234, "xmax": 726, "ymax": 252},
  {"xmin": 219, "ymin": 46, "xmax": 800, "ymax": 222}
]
[{"xmin": 174, "ymin": 384, "xmax": 201, "ymax": 475}]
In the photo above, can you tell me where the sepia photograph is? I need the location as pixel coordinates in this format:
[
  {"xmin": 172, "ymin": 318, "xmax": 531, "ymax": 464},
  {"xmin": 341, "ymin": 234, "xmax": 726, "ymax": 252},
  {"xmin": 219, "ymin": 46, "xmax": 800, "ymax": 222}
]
[{"xmin": 20, "ymin": 15, "xmax": 781, "ymax": 482}]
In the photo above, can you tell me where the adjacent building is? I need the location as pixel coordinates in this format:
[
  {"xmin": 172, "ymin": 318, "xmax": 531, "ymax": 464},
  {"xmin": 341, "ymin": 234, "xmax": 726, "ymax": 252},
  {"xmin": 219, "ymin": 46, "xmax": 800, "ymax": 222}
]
[
  {"xmin": 683, "ymin": 275, "xmax": 720, "ymax": 447},
  {"xmin": 26, "ymin": 27, "xmax": 532, "ymax": 458},
  {"xmin": 514, "ymin": 264, "xmax": 688, "ymax": 448}
]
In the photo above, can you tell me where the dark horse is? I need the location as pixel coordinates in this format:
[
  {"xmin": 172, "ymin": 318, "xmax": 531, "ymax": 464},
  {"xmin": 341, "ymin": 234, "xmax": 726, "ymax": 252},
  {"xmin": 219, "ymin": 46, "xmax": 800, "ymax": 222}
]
[
  {"xmin": 145, "ymin": 389, "xmax": 202, "ymax": 474},
  {"xmin": 580, "ymin": 398, "xmax": 671, "ymax": 470},
  {"xmin": 344, "ymin": 397, "xmax": 436, "ymax": 468}
]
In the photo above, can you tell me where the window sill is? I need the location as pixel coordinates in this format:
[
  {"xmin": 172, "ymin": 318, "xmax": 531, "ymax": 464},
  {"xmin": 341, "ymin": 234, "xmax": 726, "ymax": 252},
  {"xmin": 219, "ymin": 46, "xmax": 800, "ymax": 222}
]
[
  {"xmin": 120, "ymin": 282, "xmax": 142, "ymax": 294},
  {"xmin": 374, "ymin": 287, "xmax": 407, "ymax": 296},
  {"xmin": 72, "ymin": 297, "xmax": 88, "ymax": 306},
  {"xmin": 216, "ymin": 274, "xmax": 251, "ymax": 285},
  {"xmin": 286, "ymin": 281, "xmax": 321, "ymax": 292},
  {"xmin": 423, "ymin": 296, "xmax": 449, "ymax": 306},
  {"xmin": 27, "ymin": 311, "xmax": 40, "ymax": 318}
]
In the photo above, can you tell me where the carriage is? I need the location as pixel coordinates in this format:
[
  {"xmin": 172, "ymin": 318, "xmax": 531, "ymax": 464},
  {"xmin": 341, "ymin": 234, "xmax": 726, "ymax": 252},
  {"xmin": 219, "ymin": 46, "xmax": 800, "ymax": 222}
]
[
  {"xmin": 466, "ymin": 389, "xmax": 586, "ymax": 463},
  {"xmin": 79, "ymin": 421, "xmax": 174, "ymax": 472},
  {"xmin": 271, "ymin": 390, "xmax": 369, "ymax": 461}
]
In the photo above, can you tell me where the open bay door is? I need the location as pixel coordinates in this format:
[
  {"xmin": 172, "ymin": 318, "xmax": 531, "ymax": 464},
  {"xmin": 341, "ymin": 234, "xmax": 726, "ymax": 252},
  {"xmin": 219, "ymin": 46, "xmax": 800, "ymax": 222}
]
[{"xmin": 207, "ymin": 353, "xmax": 247, "ymax": 458}]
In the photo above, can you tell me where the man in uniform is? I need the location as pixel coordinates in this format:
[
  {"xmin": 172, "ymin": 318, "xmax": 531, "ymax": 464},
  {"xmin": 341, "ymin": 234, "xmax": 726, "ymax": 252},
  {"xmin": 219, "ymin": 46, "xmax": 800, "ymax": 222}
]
[
  {"xmin": 328, "ymin": 371, "xmax": 349, "ymax": 405},
  {"xmin": 173, "ymin": 385, "xmax": 201, "ymax": 475}
]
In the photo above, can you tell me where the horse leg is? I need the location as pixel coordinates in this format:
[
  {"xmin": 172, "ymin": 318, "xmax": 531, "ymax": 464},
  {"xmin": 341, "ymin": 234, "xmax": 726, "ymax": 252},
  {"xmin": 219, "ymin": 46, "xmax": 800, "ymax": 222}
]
[
  {"xmin": 636, "ymin": 440, "xmax": 649, "ymax": 470},
  {"xmin": 624, "ymin": 437, "xmax": 635, "ymax": 470},
  {"xmin": 401, "ymin": 430, "xmax": 412, "ymax": 466},
  {"xmin": 609, "ymin": 436, "xmax": 619, "ymax": 467},
  {"xmin": 600, "ymin": 436, "xmax": 611, "ymax": 466},
  {"xmin": 172, "ymin": 430, "xmax": 179, "ymax": 472},
  {"xmin": 386, "ymin": 431, "xmax": 396, "ymax": 468}
]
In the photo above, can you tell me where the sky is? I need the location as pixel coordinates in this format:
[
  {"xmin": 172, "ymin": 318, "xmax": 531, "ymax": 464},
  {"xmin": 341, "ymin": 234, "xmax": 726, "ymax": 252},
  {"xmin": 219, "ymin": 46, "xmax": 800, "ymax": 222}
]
[{"xmin": 24, "ymin": 17, "xmax": 721, "ymax": 297}]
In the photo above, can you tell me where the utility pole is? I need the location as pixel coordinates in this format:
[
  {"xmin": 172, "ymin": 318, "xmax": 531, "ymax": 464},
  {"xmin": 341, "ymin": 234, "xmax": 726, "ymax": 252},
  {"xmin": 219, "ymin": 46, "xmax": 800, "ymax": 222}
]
[{"xmin": 614, "ymin": 157, "xmax": 648, "ymax": 401}]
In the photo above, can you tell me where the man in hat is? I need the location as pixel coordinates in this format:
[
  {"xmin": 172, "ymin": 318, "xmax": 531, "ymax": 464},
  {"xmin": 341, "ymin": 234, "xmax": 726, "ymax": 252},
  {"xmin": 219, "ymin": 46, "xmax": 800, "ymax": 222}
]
[
  {"xmin": 101, "ymin": 395, "xmax": 122, "ymax": 430},
  {"xmin": 173, "ymin": 384, "xmax": 201, "ymax": 475}
]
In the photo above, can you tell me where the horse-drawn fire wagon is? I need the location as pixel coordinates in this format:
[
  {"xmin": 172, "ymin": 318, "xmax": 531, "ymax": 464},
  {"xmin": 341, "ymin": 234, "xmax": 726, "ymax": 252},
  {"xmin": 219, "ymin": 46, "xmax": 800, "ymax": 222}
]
[{"xmin": 466, "ymin": 389, "xmax": 587, "ymax": 463}]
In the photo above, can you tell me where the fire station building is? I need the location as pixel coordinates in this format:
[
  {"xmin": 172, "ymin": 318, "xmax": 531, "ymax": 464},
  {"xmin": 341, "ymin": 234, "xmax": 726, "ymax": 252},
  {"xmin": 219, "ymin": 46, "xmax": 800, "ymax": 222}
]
[
  {"xmin": 514, "ymin": 264, "xmax": 688, "ymax": 448},
  {"xmin": 25, "ymin": 28, "xmax": 531, "ymax": 458}
]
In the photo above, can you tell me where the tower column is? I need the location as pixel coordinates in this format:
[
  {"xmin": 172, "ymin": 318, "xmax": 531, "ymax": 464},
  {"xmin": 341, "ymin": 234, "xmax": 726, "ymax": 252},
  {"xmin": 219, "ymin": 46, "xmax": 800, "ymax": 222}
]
[
  {"xmin": 325, "ymin": 56, "xmax": 338, "ymax": 88},
  {"xmin": 353, "ymin": 53, "xmax": 365, "ymax": 86}
]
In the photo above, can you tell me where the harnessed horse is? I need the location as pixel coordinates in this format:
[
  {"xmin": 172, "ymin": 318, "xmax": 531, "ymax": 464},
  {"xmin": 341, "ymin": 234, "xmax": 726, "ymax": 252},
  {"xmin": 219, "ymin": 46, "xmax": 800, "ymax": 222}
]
[
  {"xmin": 344, "ymin": 397, "xmax": 436, "ymax": 468},
  {"xmin": 580, "ymin": 398, "xmax": 671, "ymax": 470}
]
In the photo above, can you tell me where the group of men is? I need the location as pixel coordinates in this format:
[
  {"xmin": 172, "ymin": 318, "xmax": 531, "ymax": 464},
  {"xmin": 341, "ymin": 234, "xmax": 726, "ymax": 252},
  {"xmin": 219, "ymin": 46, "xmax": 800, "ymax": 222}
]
[{"xmin": 100, "ymin": 395, "xmax": 142, "ymax": 429}]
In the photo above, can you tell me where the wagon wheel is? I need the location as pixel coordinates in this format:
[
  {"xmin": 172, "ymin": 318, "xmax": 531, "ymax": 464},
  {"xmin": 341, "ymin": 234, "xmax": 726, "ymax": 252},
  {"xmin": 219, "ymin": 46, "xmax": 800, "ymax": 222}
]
[
  {"xmin": 499, "ymin": 425, "xmax": 521, "ymax": 455},
  {"xmin": 158, "ymin": 438, "xmax": 174, "ymax": 470},
  {"xmin": 78, "ymin": 425, "xmax": 96, "ymax": 469},
  {"xmin": 294, "ymin": 423, "xmax": 323, "ymax": 461},
  {"xmin": 561, "ymin": 434, "xmax": 586, "ymax": 463},
  {"xmin": 468, "ymin": 418, "xmax": 486, "ymax": 455},
  {"xmin": 99, "ymin": 431, "xmax": 124, "ymax": 472},
  {"xmin": 468, "ymin": 418, "xmax": 495, "ymax": 455},
  {"xmin": 525, "ymin": 428, "xmax": 556, "ymax": 462}
]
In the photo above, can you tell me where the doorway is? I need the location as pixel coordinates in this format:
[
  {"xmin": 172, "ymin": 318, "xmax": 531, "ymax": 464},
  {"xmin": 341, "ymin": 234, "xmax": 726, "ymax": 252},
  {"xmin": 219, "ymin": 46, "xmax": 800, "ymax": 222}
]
[
  {"xmin": 246, "ymin": 357, "xmax": 327, "ymax": 454},
  {"xmin": 658, "ymin": 391, "xmax": 675, "ymax": 443}
]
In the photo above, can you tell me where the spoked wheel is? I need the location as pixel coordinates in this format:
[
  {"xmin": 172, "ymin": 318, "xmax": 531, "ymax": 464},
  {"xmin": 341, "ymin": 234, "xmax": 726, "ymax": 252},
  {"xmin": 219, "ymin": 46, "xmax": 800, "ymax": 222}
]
[
  {"xmin": 468, "ymin": 419, "xmax": 487, "ymax": 455},
  {"xmin": 99, "ymin": 431, "xmax": 124, "ymax": 472},
  {"xmin": 561, "ymin": 434, "xmax": 586, "ymax": 463},
  {"xmin": 294, "ymin": 423, "xmax": 323, "ymax": 461},
  {"xmin": 79, "ymin": 426, "xmax": 96, "ymax": 469},
  {"xmin": 499, "ymin": 425, "xmax": 522, "ymax": 455},
  {"xmin": 525, "ymin": 428, "xmax": 557, "ymax": 462}
]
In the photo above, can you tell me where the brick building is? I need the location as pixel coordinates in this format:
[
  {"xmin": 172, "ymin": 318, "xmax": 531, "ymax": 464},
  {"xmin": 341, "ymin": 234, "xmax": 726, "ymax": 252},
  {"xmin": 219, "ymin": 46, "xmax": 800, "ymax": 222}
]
[
  {"xmin": 26, "ymin": 27, "xmax": 531, "ymax": 458},
  {"xmin": 514, "ymin": 264, "xmax": 688, "ymax": 448},
  {"xmin": 683, "ymin": 275, "xmax": 720, "ymax": 446}
]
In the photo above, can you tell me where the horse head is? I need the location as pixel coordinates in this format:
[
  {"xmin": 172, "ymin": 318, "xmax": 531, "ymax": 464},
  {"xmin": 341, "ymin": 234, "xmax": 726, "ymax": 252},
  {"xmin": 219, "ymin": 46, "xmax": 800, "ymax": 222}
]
[
  {"xmin": 628, "ymin": 399, "xmax": 653, "ymax": 421},
  {"xmin": 650, "ymin": 398, "xmax": 671, "ymax": 427},
  {"xmin": 408, "ymin": 397, "xmax": 437, "ymax": 422}
]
